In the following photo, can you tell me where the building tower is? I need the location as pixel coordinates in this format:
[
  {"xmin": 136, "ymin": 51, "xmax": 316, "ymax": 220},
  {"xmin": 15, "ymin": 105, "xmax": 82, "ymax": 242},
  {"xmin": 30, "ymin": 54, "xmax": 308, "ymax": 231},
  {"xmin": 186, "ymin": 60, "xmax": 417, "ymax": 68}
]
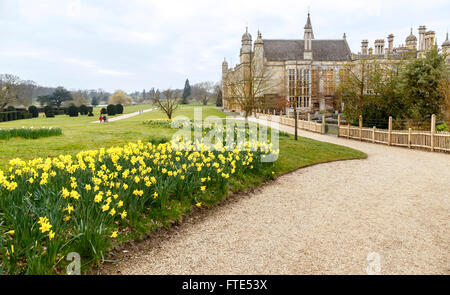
[
  {"xmin": 303, "ymin": 13, "xmax": 314, "ymax": 60},
  {"xmin": 387, "ymin": 34, "xmax": 394, "ymax": 54},
  {"xmin": 374, "ymin": 39, "xmax": 385, "ymax": 55},
  {"xmin": 418, "ymin": 25, "xmax": 427, "ymax": 51},
  {"xmin": 405, "ymin": 28, "xmax": 417, "ymax": 50},
  {"xmin": 442, "ymin": 32, "xmax": 450, "ymax": 64},
  {"xmin": 240, "ymin": 27, "xmax": 252, "ymax": 64},
  {"xmin": 361, "ymin": 40, "xmax": 369, "ymax": 55}
]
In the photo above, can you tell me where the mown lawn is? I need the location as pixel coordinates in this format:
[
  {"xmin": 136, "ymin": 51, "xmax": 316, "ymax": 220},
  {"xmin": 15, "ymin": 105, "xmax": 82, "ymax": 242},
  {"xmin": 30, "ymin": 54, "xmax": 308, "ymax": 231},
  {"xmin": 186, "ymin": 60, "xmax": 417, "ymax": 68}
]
[
  {"xmin": 0, "ymin": 104, "xmax": 366, "ymax": 273},
  {"xmin": 0, "ymin": 104, "xmax": 226, "ymax": 171}
]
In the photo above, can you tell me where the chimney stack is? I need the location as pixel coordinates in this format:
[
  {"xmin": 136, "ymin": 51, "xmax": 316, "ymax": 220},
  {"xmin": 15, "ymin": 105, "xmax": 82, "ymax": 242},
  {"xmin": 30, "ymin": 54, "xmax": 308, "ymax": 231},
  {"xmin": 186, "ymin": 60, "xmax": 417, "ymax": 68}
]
[
  {"xmin": 361, "ymin": 40, "xmax": 369, "ymax": 55},
  {"xmin": 388, "ymin": 34, "xmax": 394, "ymax": 54}
]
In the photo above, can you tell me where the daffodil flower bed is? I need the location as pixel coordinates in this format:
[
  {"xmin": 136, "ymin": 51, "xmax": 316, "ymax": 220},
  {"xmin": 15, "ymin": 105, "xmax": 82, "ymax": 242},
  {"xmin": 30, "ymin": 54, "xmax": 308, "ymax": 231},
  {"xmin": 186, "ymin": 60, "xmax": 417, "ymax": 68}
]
[
  {"xmin": 0, "ymin": 127, "xmax": 62, "ymax": 140},
  {"xmin": 0, "ymin": 135, "xmax": 276, "ymax": 274}
]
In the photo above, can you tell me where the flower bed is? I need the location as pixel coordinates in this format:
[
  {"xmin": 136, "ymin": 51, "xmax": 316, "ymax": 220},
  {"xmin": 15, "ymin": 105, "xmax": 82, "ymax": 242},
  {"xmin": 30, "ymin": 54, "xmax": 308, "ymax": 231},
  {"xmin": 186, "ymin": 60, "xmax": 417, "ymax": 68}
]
[{"xmin": 0, "ymin": 133, "xmax": 275, "ymax": 274}]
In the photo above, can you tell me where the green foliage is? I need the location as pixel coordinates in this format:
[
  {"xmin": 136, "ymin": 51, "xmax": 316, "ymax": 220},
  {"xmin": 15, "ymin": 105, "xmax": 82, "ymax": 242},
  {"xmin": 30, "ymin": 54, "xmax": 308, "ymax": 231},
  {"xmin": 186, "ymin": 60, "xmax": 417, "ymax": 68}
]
[
  {"xmin": 436, "ymin": 122, "xmax": 448, "ymax": 131},
  {"xmin": 6, "ymin": 106, "xmax": 15, "ymax": 112},
  {"xmin": 78, "ymin": 105, "xmax": 89, "ymax": 116},
  {"xmin": 91, "ymin": 97, "xmax": 99, "ymax": 106},
  {"xmin": 216, "ymin": 88, "xmax": 223, "ymax": 107},
  {"xmin": 28, "ymin": 106, "xmax": 39, "ymax": 118},
  {"xmin": 67, "ymin": 105, "xmax": 79, "ymax": 117},
  {"xmin": 100, "ymin": 107, "xmax": 107, "ymax": 115},
  {"xmin": 44, "ymin": 106, "xmax": 55, "ymax": 118},
  {"xmin": 116, "ymin": 104, "xmax": 124, "ymax": 114},
  {"xmin": 400, "ymin": 48, "xmax": 446, "ymax": 122},
  {"xmin": 182, "ymin": 79, "xmax": 191, "ymax": 104},
  {"xmin": 339, "ymin": 48, "xmax": 447, "ymax": 126},
  {"xmin": 106, "ymin": 104, "xmax": 117, "ymax": 116},
  {"xmin": 38, "ymin": 87, "xmax": 73, "ymax": 107}
]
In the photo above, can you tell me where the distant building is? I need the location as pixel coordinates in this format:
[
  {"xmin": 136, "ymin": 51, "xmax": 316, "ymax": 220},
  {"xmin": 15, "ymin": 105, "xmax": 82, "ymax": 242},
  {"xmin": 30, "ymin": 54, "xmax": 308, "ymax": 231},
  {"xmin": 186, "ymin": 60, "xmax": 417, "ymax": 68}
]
[{"xmin": 222, "ymin": 13, "xmax": 449, "ymax": 115}]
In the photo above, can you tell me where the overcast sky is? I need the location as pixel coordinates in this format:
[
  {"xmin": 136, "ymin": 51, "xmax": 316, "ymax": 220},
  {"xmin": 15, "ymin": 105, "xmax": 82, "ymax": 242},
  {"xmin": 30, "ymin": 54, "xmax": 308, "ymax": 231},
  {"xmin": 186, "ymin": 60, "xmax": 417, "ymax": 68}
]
[{"xmin": 0, "ymin": 0, "xmax": 449, "ymax": 93}]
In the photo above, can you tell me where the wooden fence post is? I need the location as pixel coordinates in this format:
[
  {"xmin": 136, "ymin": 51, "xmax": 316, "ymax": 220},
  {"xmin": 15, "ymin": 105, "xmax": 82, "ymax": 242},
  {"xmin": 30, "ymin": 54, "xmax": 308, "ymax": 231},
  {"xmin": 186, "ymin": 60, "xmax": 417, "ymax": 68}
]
[
  {"xmin": 337, "ymin": 114, "xmax": 341, "ymax": 137},
  {"xmin": 359, "ymin": 115, "xmax": 363, "ymax": 141},
  {"xmin": 388, "ymin": 116, "xmax": 392, "ymax": 146},
  {"xmin": 431, "ymin": 114, "xmax": 436, "ymax": 151},
  {"xmin": 322, "ymin": 115, "xmax": 326, "ymax": 134},
  {"xmin": 372, "ymin": 126, "xmax": 376, "ymax": 143},
  {"xmin": 408, "ymin": 128, "xmax": 412, "ymax": 149}
]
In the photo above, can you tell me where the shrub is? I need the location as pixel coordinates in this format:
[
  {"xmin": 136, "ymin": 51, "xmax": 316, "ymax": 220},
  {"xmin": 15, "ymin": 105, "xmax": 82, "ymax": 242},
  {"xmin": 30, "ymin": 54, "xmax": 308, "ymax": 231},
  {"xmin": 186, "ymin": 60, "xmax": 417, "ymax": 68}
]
[
  {"xmin": 6, "ymin": 106, "xmax": 15, "ymax": 112},
  {"xmin": 107, "ymin": 104, "xmax": 117, "ymax": 116},
  {"xmin": 116, "ymin": 104, "xmax": 124, "ymax": 114},
  {"xmin": 100, "ymin": 107, "xmax": 107, "ymax": 115},
  {"xmin": 79, "ymin": 104, "xmax": 89, "ymax": 115},
  {"xmin": 28, "ymin": 106, "xmax": 39, "ymax": 118},
  {"xmin": 68, "ymin": 104, "xmax": 79, "ymax": 117},
  {"xmin": 436, "ymin": 122, "xmax": 449, "ymax": 132},
  {"xmin": 44, "ymin": 106, "xmax": 55, "ymax": 118},
  {"xmin": 88, "ymin": 111, "xmax": 94, "ymax": 117}
]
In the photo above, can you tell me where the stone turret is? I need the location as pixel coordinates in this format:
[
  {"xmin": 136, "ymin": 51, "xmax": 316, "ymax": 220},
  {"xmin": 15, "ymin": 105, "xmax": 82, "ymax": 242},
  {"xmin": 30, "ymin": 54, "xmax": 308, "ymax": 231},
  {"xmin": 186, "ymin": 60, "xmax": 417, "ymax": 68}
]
[
  {"xmin": 405, "ymin": 28, "xmax": 417, "ymax": 50},
  {"xmin": 240, "ymin": 27, "xmax": 252, "ymax": 64}
]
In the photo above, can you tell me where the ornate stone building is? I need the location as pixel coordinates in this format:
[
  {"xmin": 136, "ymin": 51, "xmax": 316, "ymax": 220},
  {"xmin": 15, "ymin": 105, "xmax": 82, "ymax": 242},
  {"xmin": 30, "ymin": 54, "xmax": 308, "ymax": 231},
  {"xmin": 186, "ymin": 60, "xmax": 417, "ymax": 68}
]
[{"xmin": 222, "ymin": 13, "xmax": 449, "ymax": 115}]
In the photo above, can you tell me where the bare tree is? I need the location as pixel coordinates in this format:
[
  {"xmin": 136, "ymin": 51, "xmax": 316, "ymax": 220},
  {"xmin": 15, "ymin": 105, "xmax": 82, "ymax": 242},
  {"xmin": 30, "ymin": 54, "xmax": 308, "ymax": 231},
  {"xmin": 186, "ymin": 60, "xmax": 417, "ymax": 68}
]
[
  {"xmin": 152, "ymin": 89, "xmax": 180, "ymax": 119},
  {"xmin": 0, "ymin": 74, "xmax": 21, "ymax": 111},
  {"xmin": 192, "ymin": 81, "xmax": 214, "ymax": 105},
  {"xmin": 224, "ymin": 55, "xmax": 280, "ymax": 119}
]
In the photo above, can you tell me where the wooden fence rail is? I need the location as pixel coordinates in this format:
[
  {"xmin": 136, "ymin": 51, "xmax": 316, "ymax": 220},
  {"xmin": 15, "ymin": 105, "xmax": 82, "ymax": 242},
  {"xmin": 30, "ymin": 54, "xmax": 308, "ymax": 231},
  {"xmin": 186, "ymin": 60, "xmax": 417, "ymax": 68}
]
[{"xmin": 253, "ymin": 111, "xmax": 450, "ymax": 153}]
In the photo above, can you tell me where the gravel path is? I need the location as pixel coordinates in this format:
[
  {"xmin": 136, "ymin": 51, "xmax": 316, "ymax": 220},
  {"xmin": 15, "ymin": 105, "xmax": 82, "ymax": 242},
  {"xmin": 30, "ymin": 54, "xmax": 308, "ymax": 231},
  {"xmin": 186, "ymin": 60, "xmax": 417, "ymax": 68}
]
[
  {"xmin": 92, "ymin": 108, "xmax": 156, "ymax": 123},
  {"xmin": 103, "ymin": 119, "xmax": 450, "ymax": 275}
]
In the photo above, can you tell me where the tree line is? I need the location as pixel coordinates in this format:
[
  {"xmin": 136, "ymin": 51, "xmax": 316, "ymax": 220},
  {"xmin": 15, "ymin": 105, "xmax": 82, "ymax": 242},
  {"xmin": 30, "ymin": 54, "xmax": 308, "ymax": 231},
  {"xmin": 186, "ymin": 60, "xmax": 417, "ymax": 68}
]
[{"xmin": 337, "ymin": 48, "xmax": 450, "ymax": 129}]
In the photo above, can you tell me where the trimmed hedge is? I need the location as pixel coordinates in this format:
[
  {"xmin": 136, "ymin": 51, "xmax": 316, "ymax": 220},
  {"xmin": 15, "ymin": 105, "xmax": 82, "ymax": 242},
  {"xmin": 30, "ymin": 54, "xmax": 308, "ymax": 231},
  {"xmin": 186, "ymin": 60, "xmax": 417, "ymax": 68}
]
[
  {"xmin": 79, "ymin": 105, "xmax": 89, "ymax": 115},
  {"xmin": 28, "ymin": 106, "xmax": 39, "ymax": 118},
  {"xmin": 116, "ymin": 104, "xmax": 124, "ymax": 114},
  {"xmin": 0, "ymin": 111, "xmax": 33, "ymax": 122},
  {"xmin": 44, "ymin": 106, "xmax": 55, "ymax": 118},
  {"xmin": 68, "ymin": 105, "xmax": 79, "ymax": 117},
  {"xmin": 107, "ymin": 104, "xmax": 117, "ymax": 116}
]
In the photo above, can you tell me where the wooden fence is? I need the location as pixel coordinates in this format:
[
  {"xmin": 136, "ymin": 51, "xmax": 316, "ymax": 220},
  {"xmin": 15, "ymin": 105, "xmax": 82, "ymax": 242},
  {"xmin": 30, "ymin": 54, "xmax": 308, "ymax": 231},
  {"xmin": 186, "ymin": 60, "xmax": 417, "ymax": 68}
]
[
  {"xmin": 254, "ymin": 110, "xmax": 325, "ymax": 134},
  {"xmin": 337, "ymin": 114, "xmax": 450, "ymax": 153},
  {"xmin": 253, "ymin": 110, "xmax": 450, "ymax": 153}
]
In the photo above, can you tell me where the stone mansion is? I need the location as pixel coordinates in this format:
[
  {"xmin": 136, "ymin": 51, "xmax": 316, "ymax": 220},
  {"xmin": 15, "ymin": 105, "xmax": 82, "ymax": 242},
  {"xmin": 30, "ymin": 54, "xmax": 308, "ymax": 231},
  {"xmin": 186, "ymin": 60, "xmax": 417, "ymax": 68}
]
[{"xmin": 221, "ymin": 13, "xmax": 450, "ymax": 114}]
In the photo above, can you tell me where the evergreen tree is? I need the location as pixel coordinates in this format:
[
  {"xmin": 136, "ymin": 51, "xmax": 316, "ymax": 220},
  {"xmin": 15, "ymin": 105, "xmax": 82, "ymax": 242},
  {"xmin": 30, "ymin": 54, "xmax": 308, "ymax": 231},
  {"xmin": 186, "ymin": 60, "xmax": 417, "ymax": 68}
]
[
  {"xmin": 215, "ymin": 86, "xmax": 223, "ymax": 107},
  {"xmin": 182, "ymin": 79, "xmax": 191, "ymax": 104},
  {"xmin": 91, "ymin": 96, "xmax": 99, "ymax": 106}
]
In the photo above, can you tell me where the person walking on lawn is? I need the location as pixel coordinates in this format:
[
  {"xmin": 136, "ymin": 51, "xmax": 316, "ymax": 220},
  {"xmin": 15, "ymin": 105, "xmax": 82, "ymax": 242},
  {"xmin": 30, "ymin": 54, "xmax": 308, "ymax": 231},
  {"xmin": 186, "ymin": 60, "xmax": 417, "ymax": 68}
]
[{"xmin": 99, "ymin": 114, "xmax": 103, "ymax": 123}]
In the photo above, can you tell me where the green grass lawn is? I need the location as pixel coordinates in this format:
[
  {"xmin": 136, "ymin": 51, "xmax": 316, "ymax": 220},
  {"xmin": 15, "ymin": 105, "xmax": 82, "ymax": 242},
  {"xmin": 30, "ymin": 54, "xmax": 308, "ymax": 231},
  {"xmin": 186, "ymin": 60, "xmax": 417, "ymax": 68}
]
[
  {"xmin": 0, "ymin": 103, "xmax": 366, "ymax": 172},
  {"xmin": 0, "ymin": 104, "xmax": 367, "ymax": 274},
  {"xmin": 0, "ymin": 104, "xmax": 366, "ymax": 171},
  {"xmin": 0, "ymin": 104, "xmax": 227, "ymax": 170}
]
